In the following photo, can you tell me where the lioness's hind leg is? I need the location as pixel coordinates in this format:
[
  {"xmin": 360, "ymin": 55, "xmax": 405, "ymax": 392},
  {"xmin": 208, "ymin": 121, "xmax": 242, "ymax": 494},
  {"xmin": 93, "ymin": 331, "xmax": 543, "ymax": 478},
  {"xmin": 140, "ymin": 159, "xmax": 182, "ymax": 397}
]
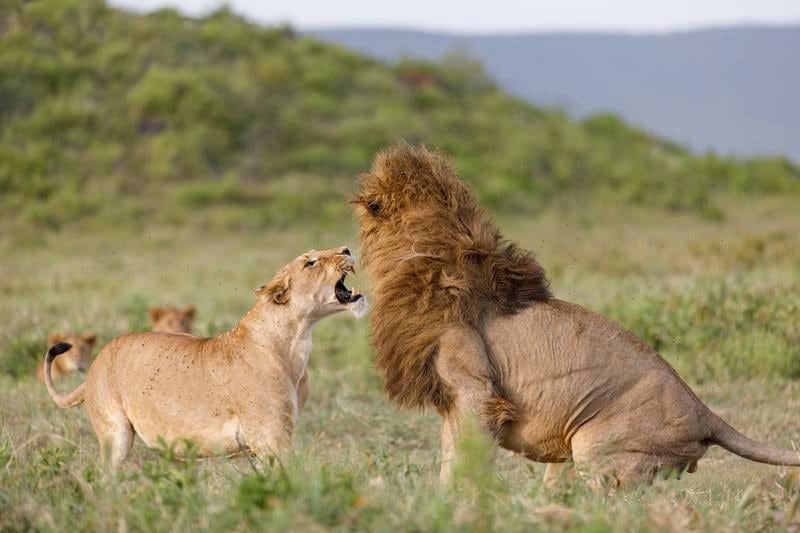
[
  {"xmin": 108, "ymin": 421, "xmax": 135, "ymax": 468},
  {"xmin": 95, "ymin": 421, "xmax": 134, "ymax": 468},
  {"xmin": 87, "ymin": 403, "xmax": 135, "ymax": 468}
]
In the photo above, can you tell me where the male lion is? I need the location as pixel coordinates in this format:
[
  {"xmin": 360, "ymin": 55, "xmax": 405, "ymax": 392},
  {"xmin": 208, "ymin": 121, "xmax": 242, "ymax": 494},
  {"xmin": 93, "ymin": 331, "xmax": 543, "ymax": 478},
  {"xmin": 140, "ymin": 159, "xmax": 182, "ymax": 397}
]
[
  {"xmin": 148, "ymin": 305, "xmax": 196, "ymax": 333},
  {"xmin": 352, "ymin": 144, "xmax": 800, "ymax": 488},
  {"xmin": 36, "ymin": 332, "xmax": 96, "ymax": 381},
  {"xmin": 44, "ymin": 247, "xmax": 366, "ymax": 467}
]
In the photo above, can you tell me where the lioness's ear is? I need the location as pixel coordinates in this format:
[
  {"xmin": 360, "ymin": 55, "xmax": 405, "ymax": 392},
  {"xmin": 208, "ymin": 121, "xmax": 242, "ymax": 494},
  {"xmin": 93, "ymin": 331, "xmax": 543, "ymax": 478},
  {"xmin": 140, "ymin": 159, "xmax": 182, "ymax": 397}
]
[
  {"xmin": 148, "ymin": 307, "xmax": 164, "ymax": 323},
  {"xmin": 83, "ymin": 332, "xmax": 97, "ymax": 345},
  {"xmin": 183, "ymin": 305, "xmax": 196, "ymax": 319},
  {"xmin": 48, "ymin": 334, "xmax": 63, "ymax": 346},
  {"xmin": 255, "ymin": 271, "xmax": 291, "ymax": 305}
]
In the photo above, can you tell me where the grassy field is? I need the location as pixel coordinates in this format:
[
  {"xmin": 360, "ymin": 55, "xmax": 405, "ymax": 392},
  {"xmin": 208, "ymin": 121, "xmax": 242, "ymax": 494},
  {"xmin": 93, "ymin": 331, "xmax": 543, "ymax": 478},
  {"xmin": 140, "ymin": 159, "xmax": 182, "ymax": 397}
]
[{"xmin": 1, "ymin": 196, "xmax": 800, "ymax": 531}]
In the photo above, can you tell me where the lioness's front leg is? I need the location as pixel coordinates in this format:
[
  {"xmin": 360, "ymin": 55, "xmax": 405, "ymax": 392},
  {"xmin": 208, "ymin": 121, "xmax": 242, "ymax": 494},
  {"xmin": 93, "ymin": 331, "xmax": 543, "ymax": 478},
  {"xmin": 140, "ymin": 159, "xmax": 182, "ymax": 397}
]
[
  {"xmin": 435, "ymin": 326, "xmax": 515, "ymax": 482},
  {"xmin": 297, "ymin": 368, "xmax": 309, "ymax": 409},
  {"xmin": 237, "ymin": 398, "xmax": 295, "ymax": 461}
]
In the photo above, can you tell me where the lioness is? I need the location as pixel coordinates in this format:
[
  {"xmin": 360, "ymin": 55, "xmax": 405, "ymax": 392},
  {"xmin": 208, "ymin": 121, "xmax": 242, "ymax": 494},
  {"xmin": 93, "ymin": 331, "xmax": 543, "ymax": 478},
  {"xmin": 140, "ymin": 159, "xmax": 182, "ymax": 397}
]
[
  {"xmin": 149, "ymin": 305, "xmax": 195, "ymax": 333},
  {"xmin": 36, "ymin": 332, "xmax": 96, "ymax": 381},
  {"xmin": 44, "ymin": 247, "xmax": 366, "ymax": 467},
  {"xmin": 353, "ymin": 144, "xmax": 800, "ymax": 488}
]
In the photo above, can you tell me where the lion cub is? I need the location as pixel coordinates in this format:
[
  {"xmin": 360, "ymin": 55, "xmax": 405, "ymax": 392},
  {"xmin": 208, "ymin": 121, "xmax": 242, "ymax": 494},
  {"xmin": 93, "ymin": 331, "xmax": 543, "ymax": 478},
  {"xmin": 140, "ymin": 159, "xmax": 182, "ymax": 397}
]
[
  {"xmin": 43, "ymin": 247, "xmax": 366, "ymax": 467},
  {"xmin": 148, "ymin": 305, "xmax": 195, "ymax": 333},
  {"xmin": 36, "ymin": 333, "xmax": 96, "ymax": 381}
]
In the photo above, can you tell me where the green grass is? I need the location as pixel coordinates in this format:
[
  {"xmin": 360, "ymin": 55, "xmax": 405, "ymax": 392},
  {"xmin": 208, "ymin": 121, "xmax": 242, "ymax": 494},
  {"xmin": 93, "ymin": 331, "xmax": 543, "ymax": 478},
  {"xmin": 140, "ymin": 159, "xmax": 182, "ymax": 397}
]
[
  {"xmin": 2, "ymin": 196, "xmax": 800, "ymax": 530},
  {"xmin": 3, "ymin": 3, "xmax": 798, "ymax": 527}
]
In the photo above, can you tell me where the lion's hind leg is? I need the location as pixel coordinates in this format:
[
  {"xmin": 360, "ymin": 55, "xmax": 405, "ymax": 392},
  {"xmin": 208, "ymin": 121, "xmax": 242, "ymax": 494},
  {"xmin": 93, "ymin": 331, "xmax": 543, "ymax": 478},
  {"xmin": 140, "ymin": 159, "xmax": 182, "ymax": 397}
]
[
  {"xmin": 576, "ymin": 452, "xmax": 660, "ymax": 491},
  {"xmin": 571, "ymin": 428, "xmax": 701, "ymax": 491},
  {"xmin": 481, "ymin": 390, "xmax": 519, "ymax": 440}
]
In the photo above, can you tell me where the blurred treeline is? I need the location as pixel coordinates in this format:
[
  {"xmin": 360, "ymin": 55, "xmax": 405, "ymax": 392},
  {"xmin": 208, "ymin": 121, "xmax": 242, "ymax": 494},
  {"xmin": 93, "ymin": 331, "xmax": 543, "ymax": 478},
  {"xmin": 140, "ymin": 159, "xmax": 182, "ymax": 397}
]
[{"xmin": 1, "ymin": 0, "xmax": 798, "ymax": 229}]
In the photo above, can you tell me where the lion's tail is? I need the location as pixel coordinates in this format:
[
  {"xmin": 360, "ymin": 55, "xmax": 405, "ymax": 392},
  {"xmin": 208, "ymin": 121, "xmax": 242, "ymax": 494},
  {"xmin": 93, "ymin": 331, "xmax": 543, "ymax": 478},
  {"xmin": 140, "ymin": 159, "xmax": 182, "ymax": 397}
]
[
  {"xmin": 708, "ymin": 410, "xmax": 800, "ymax": 466},
  {"xmin": 44, "ymin": 343, "xmax": 86, "ymax": 408}
]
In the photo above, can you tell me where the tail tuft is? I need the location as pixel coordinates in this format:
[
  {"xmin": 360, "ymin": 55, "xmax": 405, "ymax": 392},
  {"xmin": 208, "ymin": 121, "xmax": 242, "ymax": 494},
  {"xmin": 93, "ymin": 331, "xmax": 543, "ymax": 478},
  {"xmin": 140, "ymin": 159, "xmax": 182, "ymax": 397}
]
[
  {"xmin": 47, "ymin": 342, "xmax": 73, "ymax": 362},
  {"xmin": 43, "ymin": 342, "xmax": 85, "ymax": 408}
]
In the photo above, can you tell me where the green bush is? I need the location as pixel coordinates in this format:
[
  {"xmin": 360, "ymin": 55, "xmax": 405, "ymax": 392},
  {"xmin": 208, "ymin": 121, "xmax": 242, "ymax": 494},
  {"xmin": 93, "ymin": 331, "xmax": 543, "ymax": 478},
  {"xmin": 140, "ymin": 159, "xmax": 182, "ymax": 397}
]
[
  {"xmin": 1, "ymin": 0, "xmax": 799, "ymax": 230},
  {"xmin": 604, "ymin": 279, "xmax": 800, "ymax": 382},
  {"xmin": 0, "ymin": 331, "xmax": 45, "ymax": 379},
  {"xmin": 123, "ymin": 295, "xmax": 151, "ymax": 333},
  {"xmin": 173, "ymin": 180, "xmax": 254, "ymax": 207}
]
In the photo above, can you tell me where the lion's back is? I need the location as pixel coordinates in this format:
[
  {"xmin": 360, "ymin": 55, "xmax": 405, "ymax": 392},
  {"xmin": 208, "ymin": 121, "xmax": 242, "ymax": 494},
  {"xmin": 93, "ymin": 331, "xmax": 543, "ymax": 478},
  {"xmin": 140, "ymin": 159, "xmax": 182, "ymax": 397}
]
[{"xmin": 484, "ymin": 299, "xmax": 673, "ymax": 403}]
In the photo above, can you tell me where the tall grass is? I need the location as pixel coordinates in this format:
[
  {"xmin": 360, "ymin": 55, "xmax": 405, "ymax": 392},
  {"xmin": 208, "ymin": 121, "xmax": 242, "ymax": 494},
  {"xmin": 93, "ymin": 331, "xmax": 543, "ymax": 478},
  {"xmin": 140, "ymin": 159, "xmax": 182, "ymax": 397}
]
[{"xmin": 1, "ymin": 197, "xmax": 799, "ymax": 531}]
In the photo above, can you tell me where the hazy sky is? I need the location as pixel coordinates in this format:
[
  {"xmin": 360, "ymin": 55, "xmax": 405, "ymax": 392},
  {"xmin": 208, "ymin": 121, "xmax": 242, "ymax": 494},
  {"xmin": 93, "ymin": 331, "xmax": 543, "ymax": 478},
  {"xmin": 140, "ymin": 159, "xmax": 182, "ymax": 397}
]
[{"xmin": 108, "ymin": 0, "xmax": 800, "ymax": 33}]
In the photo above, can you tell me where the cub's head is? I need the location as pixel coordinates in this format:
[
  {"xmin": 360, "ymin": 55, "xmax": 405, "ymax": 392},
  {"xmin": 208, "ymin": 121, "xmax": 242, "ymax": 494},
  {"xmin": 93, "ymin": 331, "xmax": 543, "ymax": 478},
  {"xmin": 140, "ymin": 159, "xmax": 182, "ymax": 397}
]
[
  {"xmin": 149, "ymin": 305, "xmax": 196, "ymax": 333},
  {"xmin": 255, "ymin": 246, "xmax": 367, "ymax": 320},
  {"xmin": 47, "ymin": 332, "xmax": 96, "ymax": 373}
]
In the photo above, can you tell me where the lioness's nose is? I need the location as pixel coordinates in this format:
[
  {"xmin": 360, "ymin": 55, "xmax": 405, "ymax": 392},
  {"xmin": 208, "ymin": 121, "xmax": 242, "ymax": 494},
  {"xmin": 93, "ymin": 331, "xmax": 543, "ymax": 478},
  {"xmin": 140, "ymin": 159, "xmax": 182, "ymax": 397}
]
[{"xmin": 340, "ymin": 247, "xmax": 351, "ymax": 256}]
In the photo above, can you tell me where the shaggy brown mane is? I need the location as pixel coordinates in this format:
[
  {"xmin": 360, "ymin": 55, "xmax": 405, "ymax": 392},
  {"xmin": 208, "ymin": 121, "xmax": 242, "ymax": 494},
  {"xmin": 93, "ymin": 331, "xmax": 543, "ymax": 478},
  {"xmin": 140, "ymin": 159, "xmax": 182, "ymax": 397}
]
[{"xmin": 353, "ymin": 144, "xmax": 550, "ymax": 411}]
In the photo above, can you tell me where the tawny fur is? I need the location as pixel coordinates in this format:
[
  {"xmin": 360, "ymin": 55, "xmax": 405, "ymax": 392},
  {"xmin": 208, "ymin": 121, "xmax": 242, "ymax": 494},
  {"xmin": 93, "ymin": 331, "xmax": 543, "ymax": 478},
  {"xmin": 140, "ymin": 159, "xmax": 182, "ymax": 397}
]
[
  {"xmin": 149, "ymin": 305, "xmax": 195, "ymax": 333},
  {"xmin": 354, "ymin": 144, "xmax": 800, "ymax": 488},
  {"xmin": 353, "ymin": 143, "xmax": 549, "ymax": 413},
  {"xmin": 43, "ymin": 247, "xmax": 366, "ymax": 467}
]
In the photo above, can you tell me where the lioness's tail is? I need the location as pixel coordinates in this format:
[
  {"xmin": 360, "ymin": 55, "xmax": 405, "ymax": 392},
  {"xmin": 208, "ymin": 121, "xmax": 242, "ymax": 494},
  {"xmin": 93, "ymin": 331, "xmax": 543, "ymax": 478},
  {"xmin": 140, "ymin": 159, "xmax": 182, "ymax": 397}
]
[
  {"xmin": 44, "ymin": 342, "xmax": 86, "ymax": 408},
  {"xmin": 708, "ymin": 411, "xmax": 800, "ymax": 466}
]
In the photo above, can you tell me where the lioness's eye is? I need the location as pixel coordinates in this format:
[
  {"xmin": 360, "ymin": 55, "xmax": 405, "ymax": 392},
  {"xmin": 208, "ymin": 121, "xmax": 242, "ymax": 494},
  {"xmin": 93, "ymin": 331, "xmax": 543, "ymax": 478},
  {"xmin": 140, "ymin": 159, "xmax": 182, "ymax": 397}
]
[
  {"xmin": 367, "ymin": 200, "xmax": 381, "ymax": 215},
  {"xmin": 305, "ymin": 259, "xmax": 318, "ymax": 268}
]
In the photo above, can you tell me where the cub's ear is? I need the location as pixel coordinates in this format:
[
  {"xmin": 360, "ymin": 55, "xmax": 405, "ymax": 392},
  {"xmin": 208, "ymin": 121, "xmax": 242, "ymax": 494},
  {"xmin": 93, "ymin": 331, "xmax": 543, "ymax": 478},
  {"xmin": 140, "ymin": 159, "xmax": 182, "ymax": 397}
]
[
  {"xmin": 255, "ymin": 271, "xmax": 291, "ymax": 305},
  {"xmin": 83, "ymin": 332, "xmax": 97, "ymax": 345},
  {"xmin": 148, "ymin": 307, "xmax": 164, "ymax": 323},
  {"xmin": 183, "ymin": 305, "xmax": 196, "ymax": 319}
]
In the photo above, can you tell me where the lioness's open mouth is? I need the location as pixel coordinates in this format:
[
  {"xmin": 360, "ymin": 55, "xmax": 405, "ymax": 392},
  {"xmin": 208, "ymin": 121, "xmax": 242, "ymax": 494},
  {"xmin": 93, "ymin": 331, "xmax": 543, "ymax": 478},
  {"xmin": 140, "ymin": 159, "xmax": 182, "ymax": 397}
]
[{"xmin": 335, "ymin": 274, "xmax": 362, "ymax": 304}]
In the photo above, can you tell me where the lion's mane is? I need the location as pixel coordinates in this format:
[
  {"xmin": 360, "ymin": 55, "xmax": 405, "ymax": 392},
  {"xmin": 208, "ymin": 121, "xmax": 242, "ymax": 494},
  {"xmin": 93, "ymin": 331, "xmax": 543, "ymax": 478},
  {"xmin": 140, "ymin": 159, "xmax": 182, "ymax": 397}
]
[{"xmin": 354, "ymin": 144, "xmax": 551, "ymax": 412}]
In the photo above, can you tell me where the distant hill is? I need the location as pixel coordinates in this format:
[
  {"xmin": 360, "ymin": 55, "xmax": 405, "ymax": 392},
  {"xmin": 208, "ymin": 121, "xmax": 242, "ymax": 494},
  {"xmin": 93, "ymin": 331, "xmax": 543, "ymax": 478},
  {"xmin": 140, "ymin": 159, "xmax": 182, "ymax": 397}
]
[
  {"xmin": 1, "ymin": 1, "xmax": 798, "ymax": 229},
  {"xmin": 310, "ymin": 26, "xmax": 800, "ymax": 161}
]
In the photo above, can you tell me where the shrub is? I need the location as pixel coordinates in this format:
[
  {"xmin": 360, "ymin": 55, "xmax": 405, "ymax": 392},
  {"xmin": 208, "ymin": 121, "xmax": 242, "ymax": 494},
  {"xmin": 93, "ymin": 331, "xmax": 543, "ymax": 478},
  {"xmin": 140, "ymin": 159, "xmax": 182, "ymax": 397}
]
[
  {"xmin": 1, "ymin": 0, "xmax": 798, "ymax": 228},
  {"xmin": 604, "ymin": 279, "xmax": 800, "ymax": 382}
]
